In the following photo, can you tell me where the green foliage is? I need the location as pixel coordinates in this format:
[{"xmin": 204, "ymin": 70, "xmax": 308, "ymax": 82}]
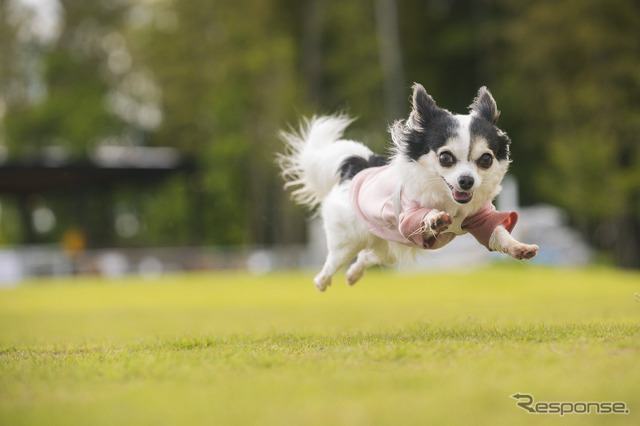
[
  {"xmin": 1, "ymin": 267, "xmax": 639, "ymax": 424},
  {"xmin": 491, "ymin": 0, "xmax": 640, "ymax": 209},
  {"xmin": 487, "ymin": 0, "xmax": 640, "ymax": 266},
  {"xmin": 135, "ymin": 175, "xmax": 193, "ymax": 246},
  {"xmin": 6, "ymin": 50, "xmax": 122, "ymax": 157},
  {"xmin": 4, "ymin": 0, "xmax": 131, "ymax": 158},
  {"xmin": 128, "ymin": 0, "xmax": 303, "ymax": 244}
]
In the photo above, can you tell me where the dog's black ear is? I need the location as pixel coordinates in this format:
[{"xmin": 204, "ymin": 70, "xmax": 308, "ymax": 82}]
[
  {"xmin": 470, "ymin": 86, "xmax": 500, "ymax": 124},
  {"xmin": 411, "ymin": 83, "xmax": 446, "ymax": 125},
  {"xmin": 392, "ymin": 84, "xmax": 456, "ymax": 160}
]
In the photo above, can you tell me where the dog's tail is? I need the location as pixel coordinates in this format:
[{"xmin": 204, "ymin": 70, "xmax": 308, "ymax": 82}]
[{"xmin": 277, "ymin": 115, "xmax": 374, "ymax": 210}]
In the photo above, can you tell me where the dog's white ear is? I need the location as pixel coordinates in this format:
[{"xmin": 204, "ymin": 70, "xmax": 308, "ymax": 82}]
[
  {"xmin": 411, "ymin": 83, "xmax": 448, "ymax": 125},
  {"xmin": 470, "ymin": 86, "xmax": 500, "ymax": 124}
]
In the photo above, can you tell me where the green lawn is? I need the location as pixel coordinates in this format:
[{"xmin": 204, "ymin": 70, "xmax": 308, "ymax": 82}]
[{"xmin": 1, "ymin": 265, "xmax": 639, "ymax": 425}]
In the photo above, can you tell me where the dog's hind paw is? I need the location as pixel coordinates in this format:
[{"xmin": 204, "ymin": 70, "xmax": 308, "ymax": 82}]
[
  {"xmin": 346, "ymin": 264, "xmax": 365, "ymax": 286},
  {"xmin": 313, "ymin": 274, "xmax": 331, "ymax": 292}
]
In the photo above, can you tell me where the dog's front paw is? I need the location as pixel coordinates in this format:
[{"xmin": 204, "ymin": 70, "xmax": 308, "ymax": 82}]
[
  {"xmin": 508, "ymin": 243, "xmax": 539, "ymax": 260},
  {"xmin": 424, "ymin": 210, "xmax": 453, "ymax": 235}
]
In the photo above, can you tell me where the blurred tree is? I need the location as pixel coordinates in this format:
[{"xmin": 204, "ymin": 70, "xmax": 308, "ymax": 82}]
[
  {"xmin": 4, "ymin": 0, "xmax": 132, "ymax": 158},
  {"xmin": 320, "ymin": 0, "xmax": 388, "ymax": 149},
  {"xmin": 299, "ymin": 0, "xmax": 325, "ymax": 108},
  {"xmin": 489, "ymin": 0, "xmax": 640, "ymax": 267},
  {"xmin": 292, "ymin": 0, "xmax": 391, "ymax": 147},
  {"xmin": 0, "ymin": 0, "xmax": 34, "ymax": 148},
  {"xmin": 399, "ymin": 0, "xmax": 487, "ymax": 112},
  {"xmin": 376, "ymin": 0, "xmax": 406, "ymax": 121},
  {"xmin": 130, "ymin": 0, "xmax": 304, "ymax": 245}
]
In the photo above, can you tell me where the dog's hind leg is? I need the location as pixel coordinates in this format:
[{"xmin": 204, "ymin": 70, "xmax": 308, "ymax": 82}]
[
  {"xmin": 314, "ymin": 184, "xmax": 368, "ymax": 291},
  {"xmin": 346, "ymin": 249, "xmax": 392, "ymax": 286},
  {"xmin": 314, "ymin": 244, "xmax": 360, "ymax": 291}
]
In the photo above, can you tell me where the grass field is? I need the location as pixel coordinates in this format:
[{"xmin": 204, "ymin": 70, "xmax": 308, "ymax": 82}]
[{"xmin": 1, "ymin": 264, "xmax": 639, "ymax": 425}]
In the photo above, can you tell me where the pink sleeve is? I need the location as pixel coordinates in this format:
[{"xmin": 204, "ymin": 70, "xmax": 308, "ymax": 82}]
[
  {"xmin": 462, "ymin": 203, "xmax": 518, "ymax": 250},
  {"xmin": 398, "ymin": 207, "xmax": 430, "ymax": 248}
]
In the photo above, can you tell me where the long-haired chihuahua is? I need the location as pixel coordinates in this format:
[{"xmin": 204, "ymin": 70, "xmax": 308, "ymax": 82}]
[{"xmin": 278, "ymin": 84, "xmax": 538, "ymax": 291}]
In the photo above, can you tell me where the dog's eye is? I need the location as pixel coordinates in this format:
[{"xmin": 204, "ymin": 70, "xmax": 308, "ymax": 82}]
[
  {"xmin": 439, "ymin": 151, "xmax": 456, "ymax": 167},
  {"xmin": 478, "ymin": 153, "xmax": 493, "ymax": 169}
]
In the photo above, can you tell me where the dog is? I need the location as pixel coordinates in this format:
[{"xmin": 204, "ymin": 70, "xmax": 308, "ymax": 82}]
[{"xmin": 278, "ymin": 83, "xmax": 538, "ymax": 291}]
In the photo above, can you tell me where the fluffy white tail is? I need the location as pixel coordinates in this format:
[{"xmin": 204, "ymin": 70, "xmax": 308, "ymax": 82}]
[{"xmin": 278, "ymin": 115, "xmax": 373, "ymax": 210}]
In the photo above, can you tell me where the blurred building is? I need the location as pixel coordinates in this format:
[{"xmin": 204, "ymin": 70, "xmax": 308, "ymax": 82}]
[{"xmin": 0, "ymin": 146, "xmax": 196, "ymax": 285}]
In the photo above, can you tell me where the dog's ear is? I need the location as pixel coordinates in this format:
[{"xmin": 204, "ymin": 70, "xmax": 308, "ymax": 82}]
[
  {"xmin": 470, "ymin": 86, "xmax": 500, "ymax": 124},
  {"xmin": 391, "ymin": 84, "xmax": 455, "ymax": 159},
  {"xmin": 411, "ymin": 83, "xmax": 447, "ymax": 126}
]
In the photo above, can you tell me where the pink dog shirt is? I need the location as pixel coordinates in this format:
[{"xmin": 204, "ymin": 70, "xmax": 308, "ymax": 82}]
[{"xmin": 349, "ymin": 165, "xmax": 517, "ymax": 250}]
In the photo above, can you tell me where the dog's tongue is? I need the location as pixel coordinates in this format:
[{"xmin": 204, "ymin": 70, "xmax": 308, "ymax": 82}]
[{"xmin": 455, "ymin": 190, "xmax": 472, "ymax": 201}]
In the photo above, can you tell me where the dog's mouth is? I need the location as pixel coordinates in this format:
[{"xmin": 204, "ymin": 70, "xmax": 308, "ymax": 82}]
[{"xmin": 445, "ymin": 182, "xmax": 473, "ymax": 204}]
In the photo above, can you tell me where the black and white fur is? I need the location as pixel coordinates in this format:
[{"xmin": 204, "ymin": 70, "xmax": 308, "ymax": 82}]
[{"xmin": 278, "ymin": 84, "xmax": 538, "ymax": 291}]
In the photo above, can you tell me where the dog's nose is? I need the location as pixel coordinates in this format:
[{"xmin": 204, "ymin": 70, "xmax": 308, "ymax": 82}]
[{"xmin": 458, "ymin": 175, "xmax": 474, "ymax": 190}]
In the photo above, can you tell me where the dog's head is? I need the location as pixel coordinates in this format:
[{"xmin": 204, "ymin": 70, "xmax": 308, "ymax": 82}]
[{"xmin": 391, "ymin": 83, "xmax": 511, "ymax": 210}]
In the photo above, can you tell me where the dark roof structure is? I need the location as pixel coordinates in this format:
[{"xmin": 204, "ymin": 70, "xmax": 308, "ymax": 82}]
[
  {"xmin": 0, "ymin": 146, "xmax": 195, "ymax": 194},
  {"xmin": 0, "ymin": 146, "xmax": 197, "ymax": 246}
]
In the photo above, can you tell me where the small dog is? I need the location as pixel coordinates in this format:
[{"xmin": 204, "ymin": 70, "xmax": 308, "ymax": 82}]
[{"xmin": 278, "ymin": 83, "xmax": 538, "ymax": 291}]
